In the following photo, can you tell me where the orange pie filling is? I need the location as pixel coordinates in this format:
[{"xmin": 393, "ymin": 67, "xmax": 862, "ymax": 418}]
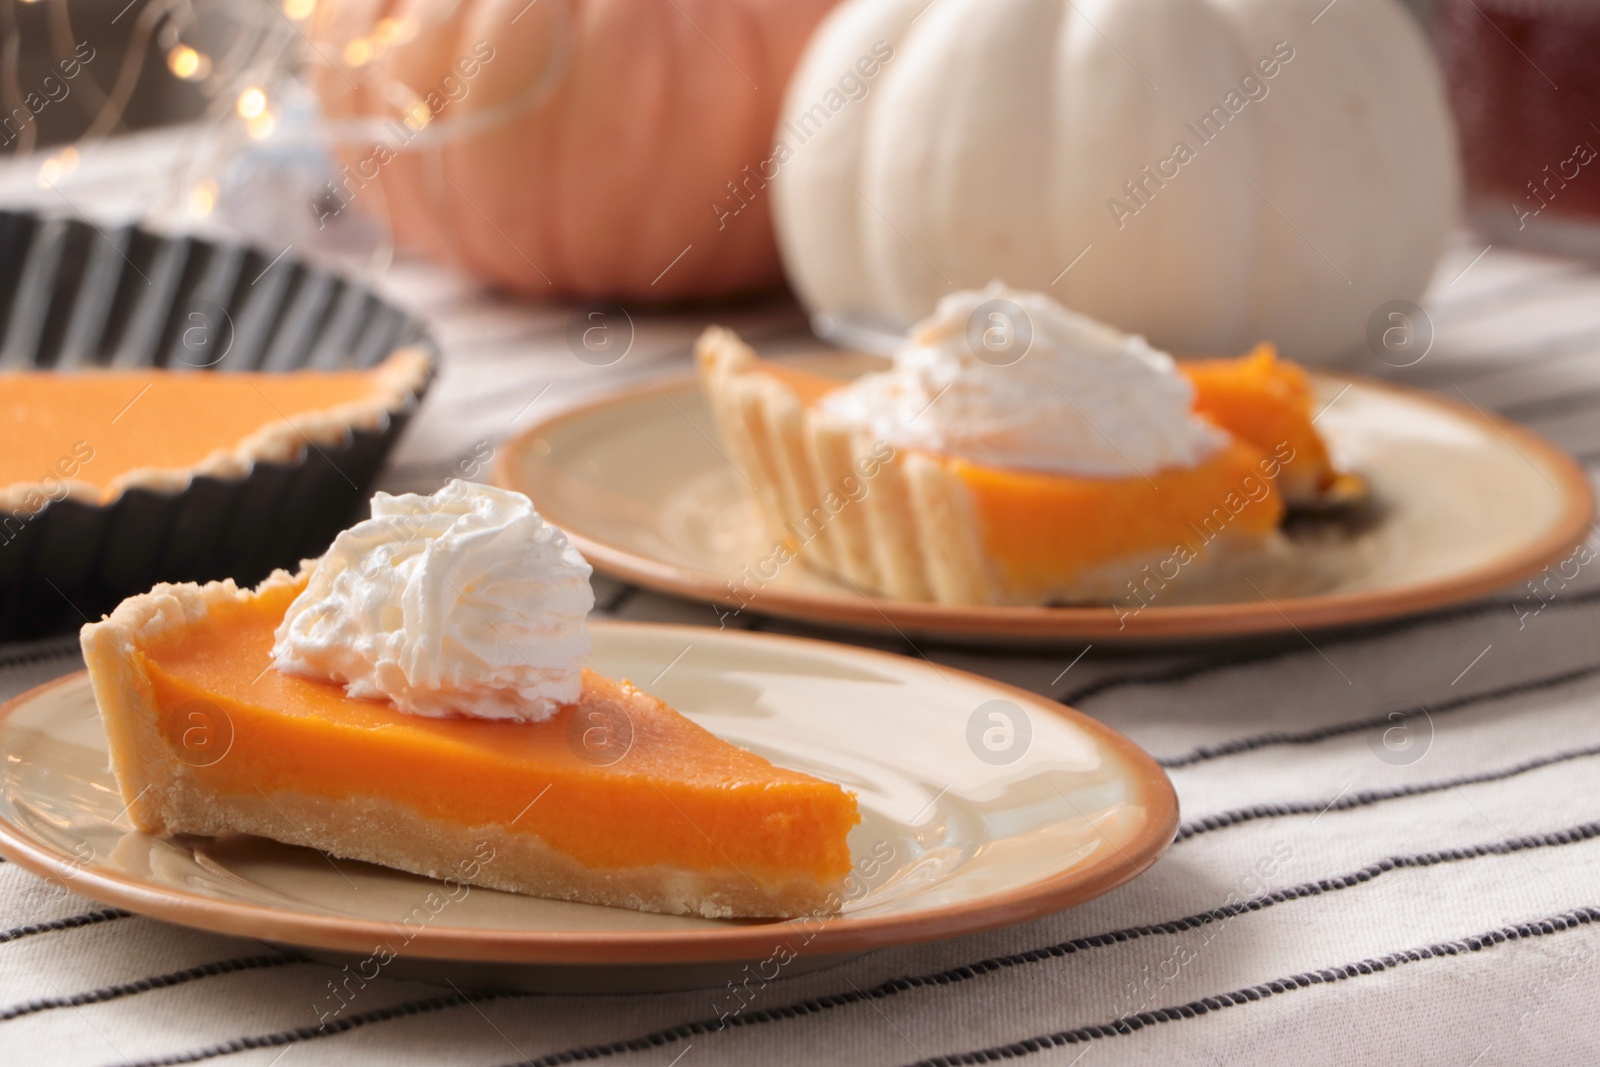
[
  {"xmin": 1184, "ymin": 344, "xmax": 1336, "ymax": 500},
  {"xmin": 132, "ymin": 578, "xmax": 858, "ymax": 892},
  {"xmin": 0, "ymin": 351, "xmax": 427, "ymax": 507},
  {"xmin": 944, "ymin": 439, "xmax": 1286, "ymax": 592}
]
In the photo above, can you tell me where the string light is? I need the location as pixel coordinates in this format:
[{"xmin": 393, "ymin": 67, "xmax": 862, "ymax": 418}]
[
  {"xmin": 236, "ymin": 87, "xmax": 267, "ymax": 120},
  {"xmin": 36, "ymin": 148, "xmax": 78, "ymax": 189},
  {"xmin": 38, "ymin": 0, "xmax": 334, "ymax": 242},
  {"xmin": 343, "ymin": 38, "xmax": 373, "ymax": 67},
  {"xmin": 403, "ymin": 100, "xmax": 431, "ymax": 130},
  {"xmin": 373, "ymin": 16, "xmax": 417, "ymax": 45},
  {"xmin": 166, "ymin": 45, "xmax": 212, "ymax": 81},
  {"xmin": 188, "ymin": 180, "xmax": 218, "ymax": 217},
  {"xmin": 246, "ymin": 111, "xmax": 277, "ymax": 140}
]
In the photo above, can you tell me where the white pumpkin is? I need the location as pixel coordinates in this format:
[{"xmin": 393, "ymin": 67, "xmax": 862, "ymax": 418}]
[{"xmin": 771, "ymin": 0, "xmax": 1461, "ymax": 363}]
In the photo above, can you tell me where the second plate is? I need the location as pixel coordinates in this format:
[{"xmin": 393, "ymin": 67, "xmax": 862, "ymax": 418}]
[{"xmin": 495, "ymin": 356, "xmax": 1593, "ymax": 644}]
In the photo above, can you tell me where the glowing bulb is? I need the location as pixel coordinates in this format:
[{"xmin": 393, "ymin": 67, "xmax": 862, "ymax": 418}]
[
  {"xmin": 343, "ymin": 38, "xmax": 373, "ymax": 67},
  {"xmin": 246, "ymin": 111, "xmax": 277, "ymax": 141},
  {"xmin": 166, "ymin": 45, "xmax": 211, "ymax": 81},
  {"xmin": 236, "ymin": 87, "xmax": 267, "ymax": 120},
  {"xmin": 282, "ymin": 0, "xmax": 315, "ymax": 19},
  {"xmin": 36, "ymin": 148, "xmax": 78, "ymax": 189},
  {"xmin": 374, "ymin": 15, "xmax": 417, "ymax": 44},
  {"xmin": 188, "ymin": 181, "xmax": 218, "ymax": 218},
  {"xmin": 402, "ymin": 100, "xmax": 430, "ymax": 130}
]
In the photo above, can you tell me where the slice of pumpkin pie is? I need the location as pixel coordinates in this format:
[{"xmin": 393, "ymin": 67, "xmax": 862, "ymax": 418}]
[
  {"xmin": 80, "ymin": 480, "xmax": 859, "ymax": 919},
  {"xmin": 697, "ymin": 283, "xmax": 1346, "ymax": 607}
]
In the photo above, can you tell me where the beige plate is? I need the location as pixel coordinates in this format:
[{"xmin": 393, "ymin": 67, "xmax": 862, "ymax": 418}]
[
  {"xmin": 496, "ymin": 356, "xmax": 1595, "ymax": 644},
  {"xmin": 0, "ymin": 623, "xmax": 1175, "ymax": 990}
]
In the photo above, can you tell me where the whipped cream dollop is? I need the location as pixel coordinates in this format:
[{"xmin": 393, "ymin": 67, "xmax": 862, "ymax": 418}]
[
  {"xmin": 819, "ymin": 284, "xmax": 1225, "ymax": 477},
  {"xmin": 271, "ymin": 480, "xmax": 594, "ymax": 722}
]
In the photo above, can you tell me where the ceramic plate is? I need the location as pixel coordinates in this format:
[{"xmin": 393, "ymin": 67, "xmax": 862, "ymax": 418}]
[
  {"xmin": 496, "ymin": 355, "xmax": 1594, "ymax": 644},
  {"xmin": 0, "ymin": 623, "xmax": 1175, "ymax": 990}
]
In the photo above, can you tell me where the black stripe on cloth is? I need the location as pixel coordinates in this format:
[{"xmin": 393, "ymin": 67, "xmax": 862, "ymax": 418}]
[
  {"xmin": 1499, "ymin": 385, "xmax": 1600, "ymax": 424},
  {"xmin": 497, "ymin": 820, "xmax": 1600, "ymax": 1067},
  {"xmin": 0, "ymin": 636, "xmax": 81, "ymax": 671},
  {"xmin": 1056, "ymin": 586, "xmax": 1600, "ymax": 708},
  {"xmin": 0, "ymin": 907, "xmax": 128, "ymax": 945},
  {"xmin": 0, "ymin": 952, "xmax": 304, "ymax": 1023},
  {"xmin": 596, "ymin": 584, "xmax": 638, "ymax": 616},
  {"xmin": 1176, "ymin": 742, "xmax": 1600, "ymax": 842},
  {"xmin": 901, "ymin": 905, "xmax": 1600, "ymax": 1067},
  {"xmin": 1159, "ymin": 658, "xmax": 1600, "ymax": 769},
  {"xmin": 105, "ymin": 989, "xmax": 530, "ymax": 1067}
]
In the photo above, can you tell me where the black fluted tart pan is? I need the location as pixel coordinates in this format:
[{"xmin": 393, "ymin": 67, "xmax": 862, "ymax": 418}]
[{"xmin": 0, "ymin": 210, "xmax": 435, "ymax": 640}]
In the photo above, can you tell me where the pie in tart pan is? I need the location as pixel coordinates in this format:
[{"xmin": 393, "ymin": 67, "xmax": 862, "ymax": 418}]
[{"xmin": 0, "ymin": 210, "xmax": 434, "ymax": 639}]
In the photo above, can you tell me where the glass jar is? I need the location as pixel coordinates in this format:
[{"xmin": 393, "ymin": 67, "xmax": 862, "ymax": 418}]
[{"xmin": 1436, "ymin": 0, "xmax": 1600, "ymax": 258}]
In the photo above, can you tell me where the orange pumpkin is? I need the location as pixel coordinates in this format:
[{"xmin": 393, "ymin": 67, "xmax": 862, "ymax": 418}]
[{"xmin": 309, "ymin": 0, "xmax": 840, "ymax": 301}]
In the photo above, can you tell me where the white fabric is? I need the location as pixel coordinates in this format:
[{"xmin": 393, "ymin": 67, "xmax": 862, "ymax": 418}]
[{"xmin": 2, "ymin": 129, "xmax": 1599, "ymax": 1066}]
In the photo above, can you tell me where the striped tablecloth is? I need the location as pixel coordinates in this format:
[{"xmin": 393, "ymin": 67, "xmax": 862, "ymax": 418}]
[{"xmin": 4, "ymin": 129, "xmax": 1600, "ymax": 1066}]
